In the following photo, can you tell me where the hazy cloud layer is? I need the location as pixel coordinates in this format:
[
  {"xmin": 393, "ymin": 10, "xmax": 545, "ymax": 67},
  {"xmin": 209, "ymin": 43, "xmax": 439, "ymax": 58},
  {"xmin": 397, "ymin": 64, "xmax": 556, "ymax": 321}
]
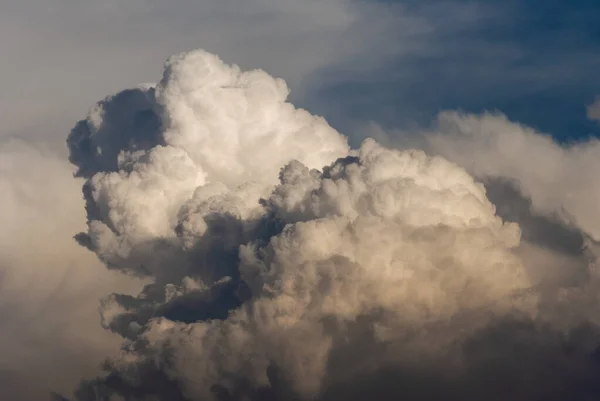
[{"xmin": 0, "ymin": 140, "xmax": 143, "ymax": 400}]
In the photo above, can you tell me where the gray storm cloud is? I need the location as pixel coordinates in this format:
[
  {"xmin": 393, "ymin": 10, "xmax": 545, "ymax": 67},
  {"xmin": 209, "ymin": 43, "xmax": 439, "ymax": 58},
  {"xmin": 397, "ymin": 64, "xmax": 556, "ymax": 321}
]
[{"xmin": 61, "ymin": 50, "xmax": 600, "ymax": 401}]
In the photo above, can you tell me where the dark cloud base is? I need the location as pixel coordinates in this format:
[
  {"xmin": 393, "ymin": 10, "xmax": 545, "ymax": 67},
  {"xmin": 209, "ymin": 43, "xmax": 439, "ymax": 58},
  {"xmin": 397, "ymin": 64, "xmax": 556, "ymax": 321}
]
[{"xmin": 59, "ymin": 318, "xmax": 600, "ymax": 401}]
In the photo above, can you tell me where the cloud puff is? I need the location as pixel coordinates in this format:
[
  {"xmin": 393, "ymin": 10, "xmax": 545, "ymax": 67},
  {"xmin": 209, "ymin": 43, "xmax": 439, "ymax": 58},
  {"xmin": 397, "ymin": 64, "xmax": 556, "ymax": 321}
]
[
  {"xmin": 425, "ymin": 111, "xmax": 600, "ymax": 241},
  {"xmin": 69, "ymin": 50, "xmax": 348, "ymax": 282}
]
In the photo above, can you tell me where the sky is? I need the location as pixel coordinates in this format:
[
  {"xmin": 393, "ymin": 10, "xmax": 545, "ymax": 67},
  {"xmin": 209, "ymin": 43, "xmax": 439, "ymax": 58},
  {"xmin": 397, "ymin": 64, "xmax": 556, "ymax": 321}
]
[
  {"xmin": 308, "ymin": 0, "xmax": 600, "ymax": 143},
  {"xmin": 1, "ymin": 1, "xmax": 600, "ymax": 400},
  {"xmin": 3, "ymin": 0, "xmax": 599, "ymax": 148}
]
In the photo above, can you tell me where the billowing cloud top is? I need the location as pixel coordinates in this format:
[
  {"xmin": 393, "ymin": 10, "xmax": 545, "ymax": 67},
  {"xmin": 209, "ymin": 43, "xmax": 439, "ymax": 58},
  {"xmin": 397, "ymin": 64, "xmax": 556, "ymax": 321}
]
[
  {"xmin": 68, "ymin": 50, "xmax": 348, "ymax": 277},
  {"xmin": 62, "ymin": 49, "xmax": 600, "ymax": 401}
]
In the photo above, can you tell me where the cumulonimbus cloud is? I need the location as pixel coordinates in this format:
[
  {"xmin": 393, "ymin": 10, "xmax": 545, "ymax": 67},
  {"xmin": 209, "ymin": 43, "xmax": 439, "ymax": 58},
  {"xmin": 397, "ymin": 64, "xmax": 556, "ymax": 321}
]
[{"xmin": 57, "ymin": 49, "xmax": 600, "ymax": 401}]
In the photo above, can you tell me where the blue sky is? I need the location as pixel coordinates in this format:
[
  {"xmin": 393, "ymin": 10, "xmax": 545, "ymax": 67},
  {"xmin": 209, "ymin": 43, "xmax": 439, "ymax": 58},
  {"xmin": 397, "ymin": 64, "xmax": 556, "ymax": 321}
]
[{"xmin": 303, "ymin": 0, "xmax": 600, "ymax": 144}]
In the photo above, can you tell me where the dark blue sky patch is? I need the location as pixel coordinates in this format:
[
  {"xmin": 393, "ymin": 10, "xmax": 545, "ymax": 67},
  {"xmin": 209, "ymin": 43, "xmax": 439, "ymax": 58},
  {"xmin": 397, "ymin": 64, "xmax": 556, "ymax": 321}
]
[{"xmin": 300, "ymin": 0, "xmax": 600, "ymax": 145}]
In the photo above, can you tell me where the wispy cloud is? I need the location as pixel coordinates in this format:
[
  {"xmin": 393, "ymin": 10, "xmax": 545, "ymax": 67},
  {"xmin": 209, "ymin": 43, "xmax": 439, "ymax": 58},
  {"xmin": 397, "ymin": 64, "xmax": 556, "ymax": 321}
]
[{"xmin": 587, "ymin": 97, "xmax": 600, "ymax": 123}]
